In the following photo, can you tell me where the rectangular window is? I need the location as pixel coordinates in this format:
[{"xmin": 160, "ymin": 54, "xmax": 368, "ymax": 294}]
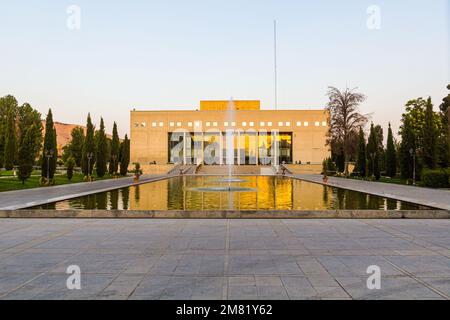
[
  {"xmin": 296, "ymin": 121, "xmax": 301, "ymax": 127},
  {"xmin": 285, "ymin": 121, "xmax": 291, "ymax": 127},
  {"xmin": 315, "ymin": 122, "xmax": 320, "ymax": 127},
  {"xmin": 169, "ymin": 122, "xmax": 175, "ymax": 127},
  {"xmin": 278, "ymin": 121, "xmax": 283, "ymax": 127},
  {"xmin": 152, "ymin": 122, "xmax": 157, "ymax": 127},
  {"xmin": 304, "ymin": 122, "xmax": 309, "ymax": 127}
]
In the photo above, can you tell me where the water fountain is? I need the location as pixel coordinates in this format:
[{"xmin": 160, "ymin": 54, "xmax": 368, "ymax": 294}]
[{"xmin": 190, "ymin": 98, "xmax": 254, "ymax": 193}]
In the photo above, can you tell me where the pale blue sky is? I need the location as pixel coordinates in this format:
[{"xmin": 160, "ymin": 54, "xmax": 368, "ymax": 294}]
[{"xmin": 0, "ymin": 0, "xmax": 448, "ymax": 137}]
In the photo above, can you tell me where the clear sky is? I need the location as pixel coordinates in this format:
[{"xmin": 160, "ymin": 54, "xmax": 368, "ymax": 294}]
[{"xmin": 0, "ymin": 0, "xmax": 448, "ymax": 138}]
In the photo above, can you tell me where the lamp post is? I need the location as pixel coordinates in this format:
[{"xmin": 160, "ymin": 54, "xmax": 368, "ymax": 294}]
[
  {"xmin": 409, "ymin": 148, "xmax": 416, "ymax": 185},
  {"xmin": 87, "ymin": 152, "xmax": 94, "ymax": 181},
  {"xmin": 44, "ymin": 149, "xmax": 54, "ymax": 182}
]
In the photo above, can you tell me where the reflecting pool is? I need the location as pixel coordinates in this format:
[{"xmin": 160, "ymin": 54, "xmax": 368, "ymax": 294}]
[{"xmin": 29, "ymin": 176, "xmax": 432, "ymax": 211}]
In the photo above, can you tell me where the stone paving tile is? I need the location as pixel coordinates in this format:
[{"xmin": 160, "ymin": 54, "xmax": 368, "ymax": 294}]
[
  {"xmin": 334, "ymin": 276, "xmax": 444, "ymax": 300},
  {"xmin": 281, "ymin": 276, "xmax": 316, "ymax": 299},
  {"xmin": 128, "ymin": 275, "xmax": 171, "ymax": 299},
  {"xmin": 0, "ymin": 219, "xmax": 448, "ymax": 300},
  {"xmin": 420, "ymin": 278, "xmax": 450, "ymax": 296},
  {"xmin": 99, "ymin": 274, "xmax": 144, "ymax": 298}
]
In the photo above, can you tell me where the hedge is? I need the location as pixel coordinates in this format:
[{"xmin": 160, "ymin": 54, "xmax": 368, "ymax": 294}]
[{"xmin": 421, "ymin": 169, "xmax": 450, "ymax": 188}]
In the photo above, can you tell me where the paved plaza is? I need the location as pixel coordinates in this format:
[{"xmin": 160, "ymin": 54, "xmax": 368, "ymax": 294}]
[{"xmin": 0, "ymin": 219, "xmax": 448, "ymax": 300}]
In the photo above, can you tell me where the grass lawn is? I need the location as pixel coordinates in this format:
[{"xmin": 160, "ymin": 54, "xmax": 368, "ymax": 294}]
[
  {"xmin": 0, "ymin": 170, "xmax": 42, "ymax": 176},
  {"xmin": 0, "ymin": 173, "xmax": 118, "ymax": 192}
]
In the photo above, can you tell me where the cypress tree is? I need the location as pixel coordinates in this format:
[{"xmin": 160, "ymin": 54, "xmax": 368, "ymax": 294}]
[
  {"xmin": 17, "ymin": 126, "xmax": 35, "ymax": 184},
  {"xmin": 355, "ymin": 127, "xmax": 366, "ymax": 177},
  {"xmin": 3, "ymin": 109, "xmax": 16, "ymax": 170},
  {"xmin": 119, "ymin": 134, "xmax": 130, "ymax": 176},
  {"xmin": 385, "ymin": 123, "xmax": 397, "ymax": 177},
  {"xmin": 109, "ymin": 122, "xmax": 120, "ymax": 175},
  {"xmin": 422, "ymin": 97, "xmax": 437, "ymax": 169},
  {"xmin": 0, "ymin": 95, "xmax": 19, "ymax": 168},
  {"xmin": 81, "ymin": 114, "xmax": 96, "ymax": 177},
  {"xmin": 96, "ymin": 118, "xmax": 108, "ymax": 177},
  {"xmin": 41, "ymin": 109, "xmax": 57, "ymax": 182},
  {"xmin": 399, "ymin": 118, "xmax": 416, "ymax": 180},
  {"xmin": 67, "ymin": 127, "xmax": 85, "ymax": 167},
  {"xmin": 366, "ymin": 123, "xmax": 380, "ymax": 180}
]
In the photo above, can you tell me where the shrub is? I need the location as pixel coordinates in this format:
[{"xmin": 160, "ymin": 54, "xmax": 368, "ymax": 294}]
[
  {"xmin": 322, "ymin": 157, "xmax": 336, "ymax": 175},
  {"xmin": 421, "ymin": 169, "xmax": 450, "ymax": 188},
  {"xmin": 65, "ymin": 157, "xmax": 76, "ymax": 181},
  {"xmin": 133, "ymin": 162, "xmax": 143, "ymax": 177}
]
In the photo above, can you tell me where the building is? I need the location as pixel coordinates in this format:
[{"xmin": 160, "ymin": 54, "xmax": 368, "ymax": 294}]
[{"xmin": 130, "ymin": 100, "xmax": 329, "ymax": 167}]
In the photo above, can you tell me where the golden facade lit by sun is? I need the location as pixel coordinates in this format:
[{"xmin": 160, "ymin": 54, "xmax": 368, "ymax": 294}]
[{"xmin": 130, "ymin": 100, "xmax": 330, "ymax": 168}]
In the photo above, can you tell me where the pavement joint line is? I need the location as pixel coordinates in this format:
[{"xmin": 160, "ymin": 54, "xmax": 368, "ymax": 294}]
[
  {"xmin": 0, "ymin": 220, "xmax": 130, "ymax": 299},
  {"xmin": 223, "ymin": 219, "xmax": 230, "ymax": 300},
  {"xmin": 358, "ymin": 220, "xmax": 450, "ymax": 300},
  {"xmin": 361, "ymin": 220, "xmax": 450, "ymax": 261},
  {"xmin": 380, "ymin": 255, "xmax": 450, "ymax": 300}
]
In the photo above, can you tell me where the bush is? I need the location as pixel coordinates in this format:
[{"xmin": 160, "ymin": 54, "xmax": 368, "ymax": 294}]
[
  {"xmin": 133, "ymin": 162, "xmax": 143, "ymax": 177},
  {"xmin": 65, "ymin": 157, "xmax": 76, "ymax": 181},
  {"xmin": 322, "ymin": 157, "xmax": 336, "ymax": 175},
  {"xmin": 421, "ymin": 169, "xmax": 450, "ymax": 188}
]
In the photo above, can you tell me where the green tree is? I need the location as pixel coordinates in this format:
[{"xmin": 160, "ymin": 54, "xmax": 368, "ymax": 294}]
[
  {"xmin": 385, "ymin": 123, "xmax": 397, "ymax": 177},
  {"xmin": 119, "ymin": 134, "xmax": 130, "ymax": 176},
  {"xmin": 374, "ymin": 125, "xmax": 384, "ymax": 173},
  {"xmin": 109, "ymin": 122, "xmax": 120, "ymax": 175},
  {"xmin": 422, "ymin": 97, "xmax": 437, "ymax": 169},
  {"xmin": 81, "ymin": 114, "xmax": 96, "ymax": 177},
  {"xmin": 17, "ymin": 103, "xmax": 43, "ymax": 162},
  {"xmin": 17, "ymin": 126, "xmax": 36, "ymax": 184},
  {"xmin": 400, "ymin": 98, "xmax": 427, "ymax": 149},
  {"xmin": 41, "ymin": 109, "xmax": 57, "ymax": 182},
  {"xmin": 354, "ymin": 127, "xmax": 366, "ymax": 177},
  {"xmin": 65, "ymin": 156, "xmax": 76, "ymax": 181},
  {"xmin": 325, "ymin": 87, "xmax": 368, "ymax": 176},
  {"xmin": 366, "ymin": 123, "xmax": 380, "ymax": 180},
  {"xmin": 95, "ymin": 118, "xmax": 108, "ymax": 177},
  {"xmin": 399, "ymin": 118, "xmax": 416, "ymax": 180},
  {"xmin": 63, "ymin": 127, "xmax": 84, "ymax": 167},
  {"xmin": 3, "ymin": 108, "xmax": 17, "ymax": 170},
  {"xmin": 437, "ymin": 84, "xmax": 450, "ymax": 167},
  {"xmin": 0, "ymin": 95, "xmax": 18, "ymax": 167}
]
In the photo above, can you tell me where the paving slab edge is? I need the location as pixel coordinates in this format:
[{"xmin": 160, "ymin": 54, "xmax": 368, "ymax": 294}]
[{"xmin": 0, "ymin": 209, "xmax": 448, "ymax": 219}]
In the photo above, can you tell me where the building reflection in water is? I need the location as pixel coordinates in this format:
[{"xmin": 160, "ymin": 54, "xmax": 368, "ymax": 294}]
[{"xmin": 34, "ymin": 176, "xmax": 430, "ymax": 211}]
